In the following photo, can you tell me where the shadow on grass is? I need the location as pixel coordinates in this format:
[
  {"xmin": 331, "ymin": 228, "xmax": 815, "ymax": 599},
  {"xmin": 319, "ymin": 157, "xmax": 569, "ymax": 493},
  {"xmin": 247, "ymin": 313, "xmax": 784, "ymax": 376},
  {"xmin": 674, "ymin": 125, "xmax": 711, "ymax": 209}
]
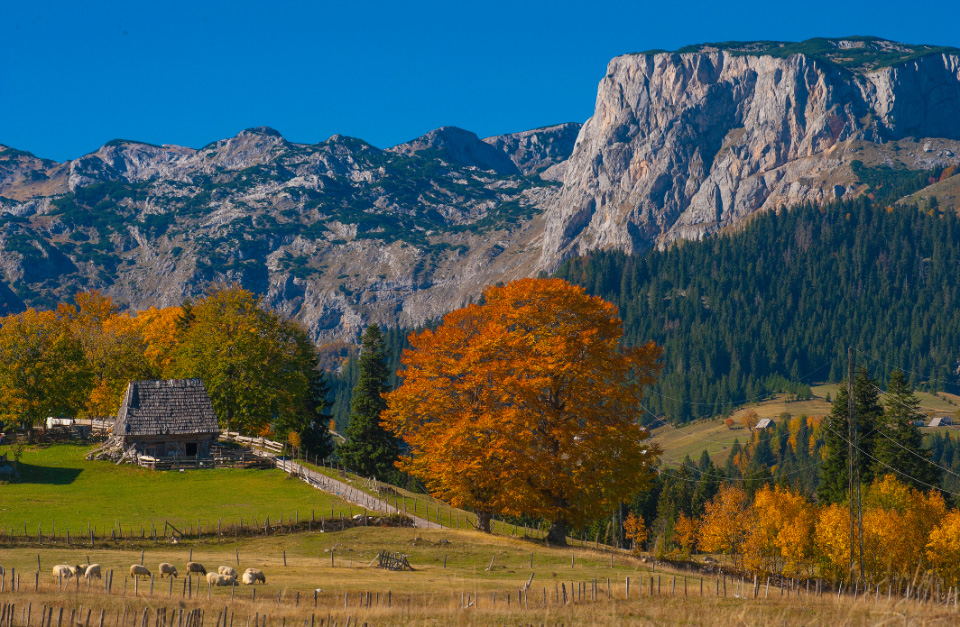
[{"xmin": 15, "ymin": 462, "xmax": 82, "ymax": 485}]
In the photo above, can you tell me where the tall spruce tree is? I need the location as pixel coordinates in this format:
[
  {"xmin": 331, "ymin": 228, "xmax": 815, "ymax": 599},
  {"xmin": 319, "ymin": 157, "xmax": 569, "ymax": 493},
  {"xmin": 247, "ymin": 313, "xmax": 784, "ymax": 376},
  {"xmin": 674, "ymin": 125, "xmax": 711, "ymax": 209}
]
[
  {"xmin": 337, "ymin": 324, "xmax": 399, "ymax": 480},
  {"xmin": 299, "ymin": 361, "xmax": 335, "ymax": 460},
  {"xmin": 874, "ymin": 370, "xmax": 940, "ymax": 491},
  {"xmin": 817, "ymin": 369, "xmax": 883, "ymax": 504}
]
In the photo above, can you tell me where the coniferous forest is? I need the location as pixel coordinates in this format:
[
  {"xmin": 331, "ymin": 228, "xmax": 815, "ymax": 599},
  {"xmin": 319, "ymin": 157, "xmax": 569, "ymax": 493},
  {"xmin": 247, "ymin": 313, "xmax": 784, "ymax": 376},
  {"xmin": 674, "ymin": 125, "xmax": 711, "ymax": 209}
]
[{"xmin": 555, "ymin": 198, "xmax": 960, "ymax": 423}]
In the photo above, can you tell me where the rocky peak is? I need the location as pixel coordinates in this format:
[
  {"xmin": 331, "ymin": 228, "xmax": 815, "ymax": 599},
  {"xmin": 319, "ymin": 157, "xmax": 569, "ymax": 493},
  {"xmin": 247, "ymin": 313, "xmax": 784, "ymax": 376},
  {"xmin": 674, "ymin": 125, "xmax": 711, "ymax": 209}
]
[
  {"xmin": 389, "ymin": 126, "xmax": 520, "ymax": 175},
  {"xmin": 482, "ymin": 122, "xmax": 582, "ymax": 176}
]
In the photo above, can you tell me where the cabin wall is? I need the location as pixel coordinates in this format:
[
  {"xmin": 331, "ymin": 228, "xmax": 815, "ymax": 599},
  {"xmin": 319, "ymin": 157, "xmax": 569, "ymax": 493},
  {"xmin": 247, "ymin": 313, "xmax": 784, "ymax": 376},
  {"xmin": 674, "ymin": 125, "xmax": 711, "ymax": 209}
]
[{"xmin": 122, "ymin": 434, "xmax": 218, "ymax": 458}]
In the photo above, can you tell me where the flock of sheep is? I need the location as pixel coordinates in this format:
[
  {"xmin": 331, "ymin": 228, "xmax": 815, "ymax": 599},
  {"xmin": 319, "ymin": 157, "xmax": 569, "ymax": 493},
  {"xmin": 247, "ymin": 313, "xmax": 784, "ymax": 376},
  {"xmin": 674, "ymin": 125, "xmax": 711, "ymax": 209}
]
[{"xmin": 49, "ymin": 562, "xmax": 266, "ymax": 586}]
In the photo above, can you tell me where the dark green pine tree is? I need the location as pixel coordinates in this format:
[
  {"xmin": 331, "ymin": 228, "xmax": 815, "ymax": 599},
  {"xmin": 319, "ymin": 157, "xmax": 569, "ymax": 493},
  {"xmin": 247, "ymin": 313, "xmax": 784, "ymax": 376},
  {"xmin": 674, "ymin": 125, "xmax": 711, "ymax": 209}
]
[
  {"xmin": 337, "ymin": 324, "xmax": 400, "ymax": 480},
  {"xmin": 300, "ymin": 362, "xmax": 335, "ymax": 461},
  {"xmin": 817, "ymin": 369, "xmax": 883, "ymax": 504},
  {"xmin": 874, "ymin": 370, "xmax": 940, "ymax": 491}
]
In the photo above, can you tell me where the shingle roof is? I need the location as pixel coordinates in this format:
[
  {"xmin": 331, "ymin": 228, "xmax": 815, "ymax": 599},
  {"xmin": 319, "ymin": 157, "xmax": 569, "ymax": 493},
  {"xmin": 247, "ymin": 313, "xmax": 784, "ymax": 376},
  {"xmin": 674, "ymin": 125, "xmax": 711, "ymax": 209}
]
[
  {"xmin": 755, "ymin": 418, "xmax": 774, "ymax": 429},
  {"xmin": 114, "ymin": 379, "xmax": 220, "ymax": 437}
]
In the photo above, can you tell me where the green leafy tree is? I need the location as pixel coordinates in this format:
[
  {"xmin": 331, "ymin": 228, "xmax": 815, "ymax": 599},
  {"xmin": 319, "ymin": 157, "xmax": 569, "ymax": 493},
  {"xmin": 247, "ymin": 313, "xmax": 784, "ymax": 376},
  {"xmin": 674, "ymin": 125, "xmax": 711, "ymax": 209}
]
[
  {"xmin": 817, "ymin": 369, "xmax": 883, "ymax": 504},
  {"xmin": 337, "ymin": 324, "xmax": 399, "ymax": 479},
  {"xmin": 874, "ymin": 370, "xmax": 940, "ymax": 491},
  {"xmin": 173, "ymin": 285, "xmax": 314, "ymax": 436}
]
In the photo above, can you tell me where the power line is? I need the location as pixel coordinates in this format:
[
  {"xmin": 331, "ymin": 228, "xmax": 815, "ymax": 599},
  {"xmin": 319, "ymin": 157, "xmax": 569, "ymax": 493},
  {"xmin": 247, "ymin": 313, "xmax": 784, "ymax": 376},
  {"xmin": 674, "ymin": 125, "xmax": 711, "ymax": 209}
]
[
  {"xmin": 820, "ymin": 421, "xmax": 959, "ymax": 497},
  {"xmin": 866, "ymin": 382, "xmax": 960, "ymax": 481}
]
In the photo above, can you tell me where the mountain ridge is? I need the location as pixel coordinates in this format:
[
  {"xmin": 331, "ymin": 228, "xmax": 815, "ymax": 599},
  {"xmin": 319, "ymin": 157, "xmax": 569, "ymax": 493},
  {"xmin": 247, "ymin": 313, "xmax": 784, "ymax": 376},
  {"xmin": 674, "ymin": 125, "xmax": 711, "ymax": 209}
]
[{"xmin": 3, "ymin": 37, "xmax": 960, "ymax": 342}]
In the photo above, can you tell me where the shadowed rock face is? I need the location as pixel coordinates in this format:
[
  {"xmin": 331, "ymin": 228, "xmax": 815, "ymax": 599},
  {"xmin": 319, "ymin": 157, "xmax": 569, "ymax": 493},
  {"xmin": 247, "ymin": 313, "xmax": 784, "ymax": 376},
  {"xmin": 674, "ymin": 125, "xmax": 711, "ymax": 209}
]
[
  {"xmin": 482, "ymin": 123, "xmax": 583, "ymax": 176},
  {"xmin": 540, "ymin": 46, "xmax": 960, "ymax": 269}
]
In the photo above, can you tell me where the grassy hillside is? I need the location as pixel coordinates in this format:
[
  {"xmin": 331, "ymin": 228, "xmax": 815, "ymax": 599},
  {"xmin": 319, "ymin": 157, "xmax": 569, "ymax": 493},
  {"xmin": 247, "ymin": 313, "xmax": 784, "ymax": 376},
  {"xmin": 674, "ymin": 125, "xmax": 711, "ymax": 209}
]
[
  {"xmin": 654, "ymin": 387, "xmax": 960, "ymax": 467},
  {"xmin": 0, "ymin": 443, "xmax": 355, "ymax": 532}
]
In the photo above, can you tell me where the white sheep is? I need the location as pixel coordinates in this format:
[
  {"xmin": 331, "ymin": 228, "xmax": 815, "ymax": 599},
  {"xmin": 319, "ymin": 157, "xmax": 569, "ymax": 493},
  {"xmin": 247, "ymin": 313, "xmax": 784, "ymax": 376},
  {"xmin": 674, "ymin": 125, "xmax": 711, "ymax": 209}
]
[
  {"xmin": 242, "ymin": 569, "xmax": 265, "ymax": 584},
  {"xmin": 84, "ymin": 564, "xmax": 101, "ymax": 580},
  {"xmin": 52, "ymin": 565, "xmax": 76, "ymax": 580},
  {"xmin": 159, "ymin": 563, "xmax": 178, "ymax": 578},
  {"xmin": 206, "ymin": 572, "xmax": 235, "ymax": 586},
  {"xmin": 129, "ymin": 565, "xmax": 151, "ymax": 579},
  {"xmin": 218, "ymin": 566, "xmax": 237, "ymax": 578},
  {"xmin": 186, "ymin": 562, "xmax": 207, "ymax": 576}
]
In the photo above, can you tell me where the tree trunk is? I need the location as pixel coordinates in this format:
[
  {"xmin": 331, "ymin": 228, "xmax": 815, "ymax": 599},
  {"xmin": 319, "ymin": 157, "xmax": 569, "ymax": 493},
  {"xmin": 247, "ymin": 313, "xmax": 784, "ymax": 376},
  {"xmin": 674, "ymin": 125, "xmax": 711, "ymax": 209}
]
[
  {"xmin": 476, "ymin": 511, "xmax": 492, "ymax": 533},
  {"xmin": 547, "ymin": 518, "xmax": 568, "ymax": 546}
]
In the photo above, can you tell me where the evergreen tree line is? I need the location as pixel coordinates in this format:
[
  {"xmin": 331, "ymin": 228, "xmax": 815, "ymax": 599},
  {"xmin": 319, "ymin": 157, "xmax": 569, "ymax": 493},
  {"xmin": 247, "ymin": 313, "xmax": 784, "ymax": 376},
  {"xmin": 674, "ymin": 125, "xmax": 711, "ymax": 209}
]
[{"xmin": 555, "ymin": 197, "xmax": 960, "ymax": 423}]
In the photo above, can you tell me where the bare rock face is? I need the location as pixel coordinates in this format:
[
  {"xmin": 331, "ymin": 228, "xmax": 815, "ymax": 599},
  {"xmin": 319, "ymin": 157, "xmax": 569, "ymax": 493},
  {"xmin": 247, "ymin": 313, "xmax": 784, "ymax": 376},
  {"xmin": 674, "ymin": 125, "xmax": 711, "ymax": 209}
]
[
  {"xmin": 540, "ymin": 45, "xmax": 960, "ymax": 269},
  {"xmin": 482, "ymin": 123, "xmax": 582, "ymax": 176}
]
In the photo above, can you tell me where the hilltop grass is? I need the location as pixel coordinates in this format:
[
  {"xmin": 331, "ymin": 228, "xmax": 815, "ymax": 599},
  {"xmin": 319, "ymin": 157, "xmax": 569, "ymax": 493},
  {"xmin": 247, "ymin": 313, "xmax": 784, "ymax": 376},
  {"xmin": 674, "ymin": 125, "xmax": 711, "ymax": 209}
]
[
  {"xmin": 0, "ymin": 443, "xmax": 355, "ymax": 534},
  {"xmin": 654, "ymin": 387, "xmax": 960, "ymax": 467}
]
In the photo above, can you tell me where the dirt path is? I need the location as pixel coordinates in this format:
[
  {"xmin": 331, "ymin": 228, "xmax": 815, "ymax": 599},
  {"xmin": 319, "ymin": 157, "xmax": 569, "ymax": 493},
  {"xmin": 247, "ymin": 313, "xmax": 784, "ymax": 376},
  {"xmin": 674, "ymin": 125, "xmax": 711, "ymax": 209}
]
[{"xmin": 273, "ymin": 457, "xmax": 442, "ymax": 529}]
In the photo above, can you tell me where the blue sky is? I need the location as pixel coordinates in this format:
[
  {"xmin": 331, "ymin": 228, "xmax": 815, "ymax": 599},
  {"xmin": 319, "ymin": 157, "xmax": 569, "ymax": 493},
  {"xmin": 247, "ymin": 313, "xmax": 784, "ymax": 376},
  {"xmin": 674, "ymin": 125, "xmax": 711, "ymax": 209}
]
[{"xmin": 3, "ymin": 0, "xmax": 960, "ymax": 161}]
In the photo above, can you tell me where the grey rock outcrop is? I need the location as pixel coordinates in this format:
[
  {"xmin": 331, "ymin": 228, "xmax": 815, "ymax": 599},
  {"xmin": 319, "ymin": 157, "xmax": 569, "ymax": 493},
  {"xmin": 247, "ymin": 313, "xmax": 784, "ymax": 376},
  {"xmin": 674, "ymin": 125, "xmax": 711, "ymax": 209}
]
[
  {"xmin": 389, "ymin": 126, "xmax": 520, "ymax": 175},
  {"xmin": 540, "ymin": 45, "xmax": 960, "ymax": 269},
  {"xmin": 482, "ymin": 123, "xmax": 582, "ymax": 176}
]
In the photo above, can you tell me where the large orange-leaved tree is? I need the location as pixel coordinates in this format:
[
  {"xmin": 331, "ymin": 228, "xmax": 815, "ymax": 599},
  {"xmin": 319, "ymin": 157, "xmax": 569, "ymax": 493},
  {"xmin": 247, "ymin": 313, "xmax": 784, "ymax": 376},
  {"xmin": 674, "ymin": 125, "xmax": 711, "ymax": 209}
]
[{"xmin": 382, "ymin": 277, "xmax": 662, "ymax": 544}]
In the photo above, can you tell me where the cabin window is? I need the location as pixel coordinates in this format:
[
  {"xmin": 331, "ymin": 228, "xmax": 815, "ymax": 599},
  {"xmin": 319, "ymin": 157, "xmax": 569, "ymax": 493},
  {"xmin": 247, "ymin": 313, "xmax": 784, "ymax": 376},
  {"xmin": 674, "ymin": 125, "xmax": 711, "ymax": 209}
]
[{"xmin": 185, "ymin": 442, "xmax": 198, "ymax": 457}]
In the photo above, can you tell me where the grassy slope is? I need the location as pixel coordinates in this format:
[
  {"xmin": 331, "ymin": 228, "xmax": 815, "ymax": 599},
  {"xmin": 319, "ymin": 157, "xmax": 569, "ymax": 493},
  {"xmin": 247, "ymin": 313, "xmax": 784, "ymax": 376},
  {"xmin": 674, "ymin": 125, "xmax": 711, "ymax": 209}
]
[
  {"xmin": 305, "ymin": 462, "xmax": 539, "ymax": 538},
  {"xmin": 0, "ymin": 443, "xmax": 355, "ymax": 533},
  {"xmin": 654, "ymin": 387, "xmax": 960, "ymax": 467}
]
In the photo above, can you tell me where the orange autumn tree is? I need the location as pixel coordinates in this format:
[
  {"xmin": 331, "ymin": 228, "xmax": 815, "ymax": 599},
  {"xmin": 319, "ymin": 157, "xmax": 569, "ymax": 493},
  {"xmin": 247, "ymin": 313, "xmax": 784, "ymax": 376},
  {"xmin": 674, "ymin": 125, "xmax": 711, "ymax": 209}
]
[
  {"xmin": 383, "ymin": 278, "xmax": 663, "ymax": 543},
  {"xmin": 59, "ymin": 291, "xmax": 155, "ymax": 418},
  {"xmin": 624, "ymin": 513, "xmax": 648, "ymax": 555}
]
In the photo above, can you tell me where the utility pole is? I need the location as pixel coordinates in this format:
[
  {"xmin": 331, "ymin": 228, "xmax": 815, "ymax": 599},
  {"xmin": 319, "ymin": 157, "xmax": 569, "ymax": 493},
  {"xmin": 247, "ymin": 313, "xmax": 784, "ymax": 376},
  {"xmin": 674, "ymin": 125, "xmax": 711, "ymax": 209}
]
[{"xmin": 847, "ymin": 346, "xmax": 856, "ymax": 583}]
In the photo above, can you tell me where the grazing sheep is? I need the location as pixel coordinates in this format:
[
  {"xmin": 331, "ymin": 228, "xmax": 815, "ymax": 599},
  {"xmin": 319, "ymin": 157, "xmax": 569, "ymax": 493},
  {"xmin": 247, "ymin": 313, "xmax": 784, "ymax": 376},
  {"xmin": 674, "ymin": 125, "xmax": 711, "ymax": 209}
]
[
  {"xmin": 186, "ymin": 562, "xmax": 206, "ymax": 576},
  {"xmin": 84, "ymin": 564, "xmax": 101, "ymax": 580},
  {"xmin": 206, "ymin": 572, "xmax": 235, "ymax": 586},
  {"xmin": 242, "ymin": 569, "xmax": 265, "ymax": 584},
  {"xmin": 129, "ymin": 565, "xmax": 151, "ymax": 579},
  {"xmin": 159, "ymin": 563, "xmax": 178, "ymax": 578},
  {"xmin": 52, "ymin": 565, "xmax": 75, "ymax": 580},
  {"xmin": 217, "ymin": 566, "xmax": 237, "ymax": 578}
]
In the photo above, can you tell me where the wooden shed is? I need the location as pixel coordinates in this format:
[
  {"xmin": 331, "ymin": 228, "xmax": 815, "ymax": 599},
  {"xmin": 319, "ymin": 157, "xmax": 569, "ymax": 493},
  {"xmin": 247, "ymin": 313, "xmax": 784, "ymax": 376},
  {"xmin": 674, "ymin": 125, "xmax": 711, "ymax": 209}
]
[{"xmin": 89, "ymin": 379, "xmax": 220, "ymax": 463}]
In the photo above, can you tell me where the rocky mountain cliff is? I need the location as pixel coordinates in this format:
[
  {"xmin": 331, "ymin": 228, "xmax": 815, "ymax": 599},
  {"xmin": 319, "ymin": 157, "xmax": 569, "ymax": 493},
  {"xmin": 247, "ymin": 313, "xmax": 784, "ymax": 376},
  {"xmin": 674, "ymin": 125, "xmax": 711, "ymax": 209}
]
[
  {"xmin": 2, "ymin": 37, "xmax": 960, "ymax": 340},
  {"xmin": 540, "ymin": 37, "xmax": 960, "ymax": 268}
]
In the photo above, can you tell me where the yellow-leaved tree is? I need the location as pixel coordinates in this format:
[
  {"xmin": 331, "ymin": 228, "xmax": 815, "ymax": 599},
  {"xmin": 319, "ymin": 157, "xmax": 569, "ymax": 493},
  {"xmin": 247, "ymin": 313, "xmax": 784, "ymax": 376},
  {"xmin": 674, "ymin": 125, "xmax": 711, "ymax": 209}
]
[
  {"xmin": 746, "ymin": 485, "xmax": 816, "ymax": 577},
  {"xmin": 383, "ymin": 278, "xmax": 663, "ymax": 543},
  {"xmin": 698, "ymin": 484, "xmax": 751, "ymax": 568},
  {"xmin": 624, "ymin": 513, "xmax": 648, "ymax": 555},
  {"xmin": 927, "ymin": 510, "xmax": 960, "ymax": 587},
  {"xmin": 0, "ymin": 309, "xmax": 90, "ymax": 438}
]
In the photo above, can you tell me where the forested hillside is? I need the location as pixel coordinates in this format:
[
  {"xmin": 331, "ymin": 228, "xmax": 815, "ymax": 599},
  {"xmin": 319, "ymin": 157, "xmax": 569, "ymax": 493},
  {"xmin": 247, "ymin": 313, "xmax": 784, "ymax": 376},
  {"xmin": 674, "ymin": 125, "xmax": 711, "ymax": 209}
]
[{"xmin": 556, "ymin": 198, "xmax": 960, "ymax": 423}]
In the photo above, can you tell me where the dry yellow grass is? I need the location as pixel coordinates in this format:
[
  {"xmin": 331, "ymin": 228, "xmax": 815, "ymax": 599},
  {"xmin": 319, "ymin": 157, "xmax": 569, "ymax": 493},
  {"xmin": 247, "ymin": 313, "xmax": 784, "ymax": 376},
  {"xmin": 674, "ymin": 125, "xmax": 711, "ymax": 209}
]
[{"xmin": 0, "ymin": 526, "xmax": 957, "ymax": 625}]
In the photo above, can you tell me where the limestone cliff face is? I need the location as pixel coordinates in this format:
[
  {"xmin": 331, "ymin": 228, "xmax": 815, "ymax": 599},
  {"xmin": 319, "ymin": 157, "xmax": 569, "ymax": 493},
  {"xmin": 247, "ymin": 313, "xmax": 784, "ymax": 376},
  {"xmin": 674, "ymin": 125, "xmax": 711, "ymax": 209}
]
[{"xmin": 540, "ymin": 46, "xmax": 960, "ymax": 268}]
